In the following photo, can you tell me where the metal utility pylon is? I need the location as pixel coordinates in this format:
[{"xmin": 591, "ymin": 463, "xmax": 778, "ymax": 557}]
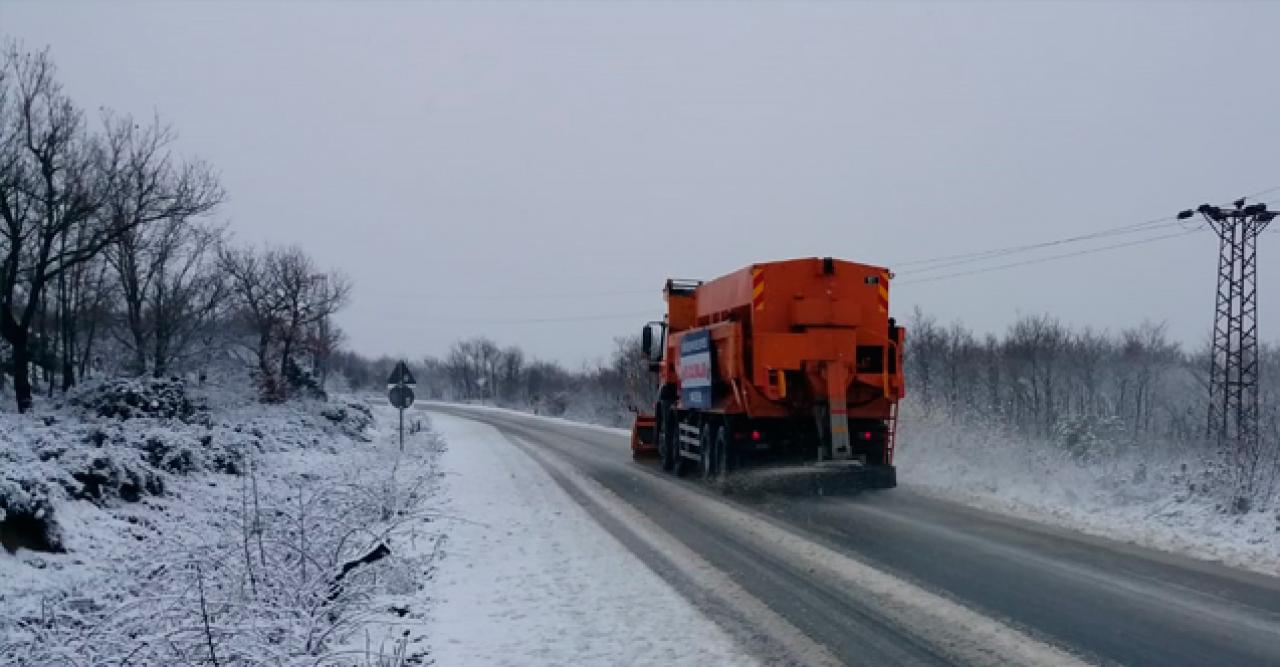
[{"xmin": 1180, "ymin": 199, "xmax": 1276, "ymax": 459}]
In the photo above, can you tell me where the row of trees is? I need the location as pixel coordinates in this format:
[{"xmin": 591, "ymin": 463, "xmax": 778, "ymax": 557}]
[
  {"xmin": 905, "ymin": 309, "xmax": 1280, "ymax": 503},
  {"xmin": 0, "ymin": 43, "xmax": 350, "ymax": 411},
  {"xmin": 333, "ymin": 336, "xmax": 648, "ymax": 426}
]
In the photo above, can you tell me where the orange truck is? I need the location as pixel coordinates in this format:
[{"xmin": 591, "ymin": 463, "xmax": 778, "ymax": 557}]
[{"xmin": 630, "ymin": 257, "xmax": 904, "ymax": 489}]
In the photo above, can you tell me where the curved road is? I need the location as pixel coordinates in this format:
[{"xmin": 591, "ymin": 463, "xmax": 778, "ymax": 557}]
[{"xmin": 424, "ymin": 404, "xmax": 1280, "ymax": 667}]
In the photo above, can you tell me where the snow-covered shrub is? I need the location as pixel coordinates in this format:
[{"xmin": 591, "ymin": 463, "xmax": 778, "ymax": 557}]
[
  {"xmin": 1052, "ymin": 414, "xmax": 1127, "ymax": 464},
  {"xmin": 0, "ymin": 477, "xmax": 65, "ymax": 553},
  {"xmin": 539, "ymin": 392, "xmax": 570, "ymax": 417},
  {"xmin": 68, "ymin": 377, "xmax": 204, "ymax": 422},
  {"xmin": 319, "ymin": 399, "xmax": 375, "ymax": 441},
  {"xmin": 285, "ymin": 356, "xmax": 328, "ymax": 400},
  {"xmin": 0, "ymin": 389, "xmax": 265, "ymax": 561},
  {"xmin": 59, "ymin": 447, "xmax": 166, "ymax": 502}
]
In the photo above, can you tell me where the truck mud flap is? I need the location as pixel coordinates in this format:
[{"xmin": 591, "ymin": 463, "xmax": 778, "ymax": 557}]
[{"xmin": 630, "ymin": 415, "xmax": 659, "ymax": 461}]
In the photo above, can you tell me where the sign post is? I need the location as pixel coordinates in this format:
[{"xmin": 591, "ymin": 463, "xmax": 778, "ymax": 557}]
[{"xmin": 387, "ymin": 361, "xmax": 417, "ymax": 451}]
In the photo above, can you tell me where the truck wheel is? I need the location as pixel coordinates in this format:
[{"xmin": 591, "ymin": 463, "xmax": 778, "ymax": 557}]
[
  {"xmin": 672, "ymin": 416, "xmax": 690, "ymax": 478},
  {"xmin": 659, "ymin": 408, "xmax": 676, "ymax": 472},
  {"xmin": 700, "ymin": 422, "xmax": 719, "ymax": 481},
  {"xmin": 710, "ymin": 426, "xmax": 734, "ymax": 493},
  {"xmin": 715, "ymin": 426, "xmax": 732, "ymax": 476}
]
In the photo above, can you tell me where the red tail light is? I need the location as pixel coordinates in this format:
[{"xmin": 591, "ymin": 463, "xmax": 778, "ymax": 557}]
[
  {"xmin": 860, "ymin": 431, "xmax": 873, "ymax": 441},
  {"xmin": 751, "ymin": 430, "xmax": 762, "ymax": 441}
]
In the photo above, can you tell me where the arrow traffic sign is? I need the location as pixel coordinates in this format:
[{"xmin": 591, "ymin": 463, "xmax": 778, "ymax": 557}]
[{"xmin": 387, "ymin": 361, "xmax": 417, "ymax": 387}]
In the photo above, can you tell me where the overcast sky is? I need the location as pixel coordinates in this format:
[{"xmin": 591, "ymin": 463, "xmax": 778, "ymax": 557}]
[{"xmin": 3, "ymin": 1, "xmax": 1278, "ymax": 366}]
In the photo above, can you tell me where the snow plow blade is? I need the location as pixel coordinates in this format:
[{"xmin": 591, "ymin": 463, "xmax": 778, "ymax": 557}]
[{"xmin": 631, "ymin": 414, "xmax": 659, "ymax": 461}]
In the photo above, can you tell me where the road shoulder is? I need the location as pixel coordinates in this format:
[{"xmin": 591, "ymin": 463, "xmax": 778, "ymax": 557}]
[{"xmin": 425, "ymin": 412, "xmax": 755, "ymax": 666}]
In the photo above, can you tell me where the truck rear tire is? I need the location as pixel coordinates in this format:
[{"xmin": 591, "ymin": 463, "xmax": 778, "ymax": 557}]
[
  {"xmin": 659, "ymin": 408, "xmax": 677, "ymax": 472},
  {"xmin": 712, "ymin": 425, "xmax": 733, "ymax": 493},
  {"xmin": 672, "ymin": 414, "xmax": 690, "ymax": 478},
  {"xmin": 700, "ymin": 422, "xmax": 719, "ymax": 480}
]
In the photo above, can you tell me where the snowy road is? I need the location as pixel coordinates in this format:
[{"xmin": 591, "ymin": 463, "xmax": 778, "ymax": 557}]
[
  {"xmin": 424, "ymin": 404, "xmax": 1280, "ymax": 667},
  {"xmin": 426, "ymin": 414, "xmax": 757, "ymax": 666}
]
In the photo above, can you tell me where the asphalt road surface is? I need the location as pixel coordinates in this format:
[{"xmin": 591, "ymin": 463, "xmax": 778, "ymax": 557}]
[{"xmin": 423, "ymin": 404, "xmax": 1280, "ymax": 667}]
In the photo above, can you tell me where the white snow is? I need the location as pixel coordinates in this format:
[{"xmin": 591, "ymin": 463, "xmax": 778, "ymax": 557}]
[
  {"xmin": 0, "ymin": 384, "xmax": 437, "ymax": 665},
  {"xmin": 897, "ymin": 411, "xmax": 1280, "ymax": 577},
  {"xmin": 424, "ymin": 413, "xmax": 752, "ymax": 666}
]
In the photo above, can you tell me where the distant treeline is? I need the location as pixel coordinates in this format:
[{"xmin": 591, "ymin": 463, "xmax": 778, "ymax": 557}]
[
  {"xmin": 332, "ymin": 336, "xmax": 649, "ymax": 427},
  {"xmin": 905, "ymin": 309, "xmax": 1280, "ymax": 505}
]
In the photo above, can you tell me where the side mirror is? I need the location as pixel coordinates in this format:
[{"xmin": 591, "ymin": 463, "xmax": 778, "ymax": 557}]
[{"xmin": 641, "ymin": 321, "xmax": 666, "ymax": 363}]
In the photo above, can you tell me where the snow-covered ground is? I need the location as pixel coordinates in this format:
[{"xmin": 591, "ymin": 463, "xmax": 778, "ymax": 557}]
[
  {"xmin": 424, "ymin": 413, "xmax": 751, "ymax": 666},
  {"xmin": 2, "ymin": 387, "xmax": 755, "ymax": 666},
  {"xmin": 896, "ymin": 412, "xmax": 1280, "ymax": 577},
  {"xmin": 0, "ymin": 380, "xmax": 442, "ymax": 665}
]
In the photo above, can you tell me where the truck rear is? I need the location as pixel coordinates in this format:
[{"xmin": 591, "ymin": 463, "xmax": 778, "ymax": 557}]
[{"xmin": 631, "ymin": 257, "xmax": 904, "ymax": 490}]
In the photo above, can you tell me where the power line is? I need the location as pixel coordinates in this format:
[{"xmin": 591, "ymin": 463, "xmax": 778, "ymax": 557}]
[
  {"xmin": 365, "ymin": 287, "xmax": 654, "ymax": 302},
  {"xmin": 1244, "ymin": 184, "xmax": 1280, "ymax": 199},
  {"xmin": 891, "ymin": 185, "xmax": 1279, "ymax": 274},
  {"xmin": 371, "ymin": 187, "xmax": 1279, "ymax": 312},
  {"xmin": 894, "ymin": 228, "xmax": 1201, "ymax": 287},
  {"xmin": 894, "ymin": 217, "xmax": 1181, "ymax": 276},
  {"xmin": 383, "ymin": 310, "xmax": 656, "ymax": 326},
  {"xmin": 891, "ymin": 215, "xmax": 1174, "ymax": 269}
]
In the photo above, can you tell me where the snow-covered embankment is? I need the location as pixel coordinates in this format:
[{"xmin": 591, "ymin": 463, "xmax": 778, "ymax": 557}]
[{"xmin": 1, "ymin": 381, "xmax": 445, "ymax": 665}]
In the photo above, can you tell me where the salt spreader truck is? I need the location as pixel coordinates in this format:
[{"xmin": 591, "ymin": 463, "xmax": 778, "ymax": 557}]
[{"xmin": 630, "ymin": 257, "xmax": 904, "ymax": 489}]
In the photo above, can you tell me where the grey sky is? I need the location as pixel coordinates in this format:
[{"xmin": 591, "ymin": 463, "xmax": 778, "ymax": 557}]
[{"xmin": 3, "ymin": 1, "xmax": 1277, "ymax": 365}]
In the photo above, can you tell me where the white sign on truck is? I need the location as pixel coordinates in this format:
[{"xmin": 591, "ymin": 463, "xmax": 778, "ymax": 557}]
[{"xmin": 679, "ymin": 330, "xmax": 712, "ymax": 409}]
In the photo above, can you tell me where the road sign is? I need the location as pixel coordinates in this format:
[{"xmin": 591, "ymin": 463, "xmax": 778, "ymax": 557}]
[
  {"xmin": 389, "ymin": 385, "xmax": 415, "ymax": 409},
  {"xmin": 387, "ymin": 361, "xmax": 417, "ymax": 387}
]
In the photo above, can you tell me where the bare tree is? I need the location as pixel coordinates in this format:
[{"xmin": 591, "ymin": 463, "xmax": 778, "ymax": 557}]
[
  {"xmin": 268, "ymin": 247, "xmax": 350, "ymax": 389},
  {"xmin": 442, "ymin": 337, "xmax": 503, "ymax": 400},
  {"xmin": 905, "ymin": 307, "xmax": 943, "ymax": 413},
  {"xmin": 143, "ymin": 220, "xmax": 227, "ymax": 377},
  {"xmin": 101, "ymin": 112, "xmax": 224, "ymax": 376},
  {"xmin": 307, "ymin": 313, "xmax": 344, "ymax": 388},
  {"xmin": 0, "ymin": 44, "xmax": 114, "ymax": 411},
  {"xmin": 498, "ymin": 345, "xmax": 525, "ymax": 404},
  {"xmin": 221, "ymin": 244, "xmax": 350, "ymax": 400},
  {"xmin": 444, "ymin": 339, "xmax": 480, "ymax": 399},
  {"xmin": 64, "ymin": 250, "xmax": 114, "ymax": 382}
]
